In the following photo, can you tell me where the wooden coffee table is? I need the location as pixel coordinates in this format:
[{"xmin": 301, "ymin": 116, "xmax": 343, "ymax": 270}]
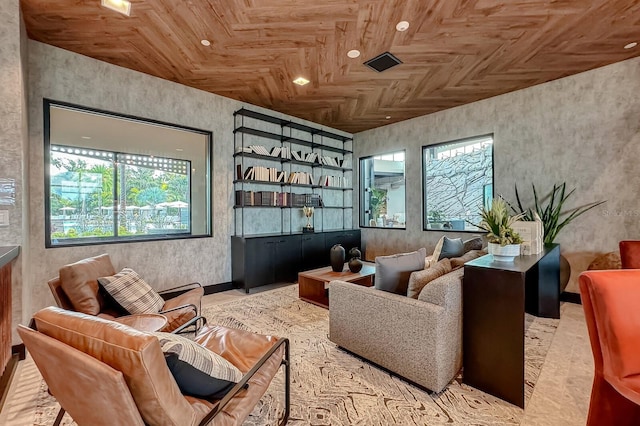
[{"xmin": 298, "ymin": 264, "xmax": 375, "ymax": 309}]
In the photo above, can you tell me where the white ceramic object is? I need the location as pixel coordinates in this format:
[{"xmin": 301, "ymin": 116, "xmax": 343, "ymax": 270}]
[{"xmin": 488, "ymin": 242, "xmax": 521, "ymax": 262}]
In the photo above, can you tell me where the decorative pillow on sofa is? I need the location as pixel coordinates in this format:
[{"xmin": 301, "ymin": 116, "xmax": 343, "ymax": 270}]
[
  {"xmin": 438, "ymin": 237, "xmax": 464, "ymax": 260},
  {"xmin": 427, "ymin": 237, "xmax": 446, "ymax": 268},
  {"xmin": 98, "ymin": 268, "xmax": 165, "ymax": 314},
  {"xmin": 450, "ymin": 249, "xmax": 486, "ymax": 270},
  {"xmin": 153, "ymin": 332, "xmax": 243, "ymax": 399},
  {"xmin": 462, "ymin": 237, "xmax": 483, "ymax": 253},
  {"xmin": 407, "ymin": 258, "xmax": 452, "ymax": 299},
  {"xmin": 375, "ymin": 248, "xmax": 427, "ymax": 295}
]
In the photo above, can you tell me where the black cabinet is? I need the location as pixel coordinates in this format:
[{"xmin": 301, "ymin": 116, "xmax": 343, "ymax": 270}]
[
  {"xmin": 301, "ymin": 233, "xmax": 326, "ymax": 271},
  {"xmin": 324, "ymin": 230, "xmax": 363, "ymax": 261},
  {"xmin": 232, "ymin": 230, "xmax": 361, "ymax": 292}
]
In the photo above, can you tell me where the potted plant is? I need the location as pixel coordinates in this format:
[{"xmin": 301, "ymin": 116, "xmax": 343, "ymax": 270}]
[
  {"xmin": 511, "ymin": 182, "xmax": 605, "ymax": 244},
  {"xmin": 510, "ymin": 182, "xmax": 606, "ymax": 291},
  {"xmin": 478, "ymin": 197, "xmax": 524, "ymax": 262},
  {"xmin": 428, "ymin": 209, "xmax": 445, "ymax": 229}
]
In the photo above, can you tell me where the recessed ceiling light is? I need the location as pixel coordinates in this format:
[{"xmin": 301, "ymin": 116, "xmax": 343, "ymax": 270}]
[
  {"xmin": 176, "ymin": 148, "xmax": 184, "ymax": 152},
  {"xmin": 396, "ymin": 21, "xmax": 410, "ymax": 32},
  {"xmin": 293, "ymin": 77, "xmax": 310, "ymax": 86},
  {"xmin": 81, "ymin": 136, "xmax": 91, "ymax": 139},
  {"xmin": 624, "ymin": 42, "xmax": 637, "ymax": 49},
  {"xmin": 386, "ymin": 116, "xmax": 391, "ymax": 119},
  {"xmin": 101, "ymin": 0, "xmax": 131, "ymax": 16},
  {"xmin": 347, "ymin": 50, "xmax": 361, "ymax": 59},
  {"xmin": 200, "ymin": 39, "xmax": 211, "ymax": 47}
]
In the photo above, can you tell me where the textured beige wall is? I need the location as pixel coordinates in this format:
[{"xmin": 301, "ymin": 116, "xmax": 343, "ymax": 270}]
[
  {"xmin": 26, "ymin": 41, "xmax": 349, "ymax": 317},
  {"xmin": 0, "ymin": 1, "xmax": 29, "ymax": 343},
  {"xmin": 354, "ymin": 57, "xmax": 640, "ymax": 293}
]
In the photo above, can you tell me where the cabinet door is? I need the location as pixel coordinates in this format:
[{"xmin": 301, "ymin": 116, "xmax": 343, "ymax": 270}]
[
  {"xmin": 274, "ymin": 235, "xmax": 302, "ymax": 283},
  {"xmin": 301, "ymin": 233, "xmax": 326, "ymax": 271},
  {"xmin": 245, "ymin": 237, "xmax": 280, "ymax": 288}
]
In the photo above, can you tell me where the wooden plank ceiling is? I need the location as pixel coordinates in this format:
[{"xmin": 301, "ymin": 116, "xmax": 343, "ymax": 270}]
[{"xmin": 20, "ymin": 0, "xmax": 640, "ymax": 133}]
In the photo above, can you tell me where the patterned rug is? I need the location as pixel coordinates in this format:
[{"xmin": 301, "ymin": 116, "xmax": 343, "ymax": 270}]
[{"xmin": 13, "ymin": 284, "xmax": 558, "ymax": 425}]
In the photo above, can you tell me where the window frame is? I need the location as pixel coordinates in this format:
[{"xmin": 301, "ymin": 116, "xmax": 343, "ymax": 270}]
[
  {"xmin": 421, "ymin": 134, "xmax": 494, "ymax": 232},
  {"xmin": 359, "ymin": 150, "xmax": 407, "ymax": 230},
  {"xmin": 44, "ymin": 99, "xmax": 213, "ymax": 248}
]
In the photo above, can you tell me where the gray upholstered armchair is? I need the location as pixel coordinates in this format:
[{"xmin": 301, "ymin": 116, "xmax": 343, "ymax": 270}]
[{"xmin": 328, "ymin": 267, "xmax": 463, "ymax": 393}]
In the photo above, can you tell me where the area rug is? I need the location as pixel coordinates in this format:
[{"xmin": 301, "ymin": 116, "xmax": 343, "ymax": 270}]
[{"xmin": 13, "ymin": 284, "xmax": 558, "ymax": 425}]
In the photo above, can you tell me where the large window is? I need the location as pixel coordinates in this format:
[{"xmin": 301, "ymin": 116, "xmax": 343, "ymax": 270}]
[
  {"xmin": 45, "ymin": 101, "xmax": 212, "ymax": 247},
  {"xmin": 360, "ymin": 151, "xmax": 406, "ymax": 229},
  {"xmin": 422, "ymin": 135, "xmax": 493, "ymax": 231}
]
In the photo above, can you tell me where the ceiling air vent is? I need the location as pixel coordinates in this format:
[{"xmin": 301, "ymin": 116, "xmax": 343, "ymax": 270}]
[{"xmin": 363, "ymin": 52, "xmax": 402, "ymax": 72}]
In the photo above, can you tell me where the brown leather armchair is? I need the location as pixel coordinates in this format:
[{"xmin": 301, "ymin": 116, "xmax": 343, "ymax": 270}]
[
  {"xmin": 47, "ymin": 253, "xmax": 205, "ymax": 333},
  {"xmin": 18, "ymin": 307, "xmax": 290, "ymax": 426}
]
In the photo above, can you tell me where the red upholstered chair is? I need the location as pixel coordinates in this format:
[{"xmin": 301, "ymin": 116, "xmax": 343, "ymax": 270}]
[
  {"xmin": 579, "ymin": 270, "xmax": 640, "ymax": 426},
  {"xmin": 619, "ymin": 240, "xmax": 640, "ymax": 268}
]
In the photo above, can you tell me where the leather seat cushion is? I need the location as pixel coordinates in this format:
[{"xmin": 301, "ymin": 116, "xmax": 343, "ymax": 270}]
[
  {"xmin": 59, "ymin": 254, "xmax": 115, "ymax": 315},
  {"xmin": 162, "ymin": 287, "xmax": 204, "ymax": 312},
  {"xmin": 161, "ymin": 287, "xmax": 204, "ymax": 332},
  {"xmin": 191, "ymin": 325, "xmax": 284, "ymax": 425}
]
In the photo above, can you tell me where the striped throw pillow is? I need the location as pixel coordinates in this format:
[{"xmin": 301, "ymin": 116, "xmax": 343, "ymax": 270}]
[
  {"xmin": 153, "ymin": 332, "xmax": 243, "ymax": 399},
  {"xmin": 98, "ymin": 268, "xmax": 164, "ymax": 314}
]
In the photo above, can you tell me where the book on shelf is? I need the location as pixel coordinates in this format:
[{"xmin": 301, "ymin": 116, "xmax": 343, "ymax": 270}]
[
  {"xmin": 270, "ymin": 146, "xmax": 281, "ymax": 157},
  {"xmin": 318, "ymin": 175, "xmax": 350, "ymax": 187}
]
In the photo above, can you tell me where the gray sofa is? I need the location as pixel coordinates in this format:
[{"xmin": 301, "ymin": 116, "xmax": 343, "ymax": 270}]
[{"xmin": 328, "ymin": 268, "xmax": 463, "ymax": 393}]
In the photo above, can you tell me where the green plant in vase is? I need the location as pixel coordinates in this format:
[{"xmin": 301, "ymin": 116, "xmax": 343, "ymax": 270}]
[
  {"xmin": 477, "ymin": 197, "xmax": 524, "ymax": 262},
  {"xmin": 478, "ymin": 197, "xmax": 524, "ymax": 245}
]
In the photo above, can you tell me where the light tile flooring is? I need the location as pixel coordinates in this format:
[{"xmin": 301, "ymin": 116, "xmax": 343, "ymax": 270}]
[{"xmin": 0, "ymin": 284, "xmax": 593, "ymax": 425}]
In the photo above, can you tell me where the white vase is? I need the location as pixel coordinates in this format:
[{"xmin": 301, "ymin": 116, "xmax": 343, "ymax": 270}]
[{"xmin": 488, "ymin": 242, "xmax": 521, "ymax": 262}]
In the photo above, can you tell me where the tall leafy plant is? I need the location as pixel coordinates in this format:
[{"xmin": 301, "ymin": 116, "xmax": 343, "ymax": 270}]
[{"xmin": 512, "ymin": 183, "xmax": 606, "ymax": 244}]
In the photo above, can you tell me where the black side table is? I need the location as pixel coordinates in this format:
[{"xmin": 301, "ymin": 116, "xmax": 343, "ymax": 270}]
[{"xmin": 462, "ymin": 244, "xmax": 560, "ymax": 408}]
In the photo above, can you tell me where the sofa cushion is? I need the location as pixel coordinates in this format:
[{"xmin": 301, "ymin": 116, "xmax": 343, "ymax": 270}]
[
  {"xmin": 450, "ymin": 249, "xmax": 486, "ymax": 270},
  {"xmin": 438, "ymin": 237, "xmax": 464, "ymax": 260},
  {"xmin": 375, "ymin": 248, "xmax": 427, "ymax": 295},
  {"xmin": 462, "ymin": 237, "xmax": 483, "ymax": 253},
  {"xmin": 99, "ymin": 268, "xmax": 165, "ymax": 315},
  {"xmin": 428, "ymin": 237, "xmax": 445, "ymax": 267},
  {"xmin": 59, "ymin": 254, "xmax": 116, "ymax": 315},
  {"xmin": 153, "ymin": 332, "xmax": 243, "ymax": 399},
  {"xmin": 407, "ymin": 258, "xmax": 452, "ymax": 299},
  {"xmin": 418, "ymin": 267, "xmax": 465, "ymax": 307}
]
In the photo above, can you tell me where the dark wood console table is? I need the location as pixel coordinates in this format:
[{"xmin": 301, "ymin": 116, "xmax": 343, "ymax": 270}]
[{"xmin": 462, "ymin": 244, "xmax": 560, "ymax": 408}]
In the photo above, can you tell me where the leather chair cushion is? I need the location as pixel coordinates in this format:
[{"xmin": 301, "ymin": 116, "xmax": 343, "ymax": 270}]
[
  {"xmin": 33, "ymin": 307, "xmax": 197, "ymax": 426},
  {"xmin": 192, "ymin": 325, "xmax": 284, "ymax": 425},
  {"xmin": 17, "ymin": 325, "xmax": 146, "ymax": 426},
  {"xmin": 162, "ymin": 306, "xmax": 198, "ymax": 333},
  {"xmin": 162, "ymin": 287, "xmax": 204, "ymax": 312},
  {"xmin": 59, "ymin": 254, "xmax": 115, "ymax": 315}
]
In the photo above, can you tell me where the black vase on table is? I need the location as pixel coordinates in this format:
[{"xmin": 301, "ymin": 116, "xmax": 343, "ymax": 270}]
[
  {"xmin": 348, "ymin": 257, "xmax": 363, "ymax": 273},
  {"xmin": 348, "ymin": 247, "xmax": 362, "ymax": 260},
  {"xmin": 330, "ymin": 244, "xmax": 346, "ymax": 272}
]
